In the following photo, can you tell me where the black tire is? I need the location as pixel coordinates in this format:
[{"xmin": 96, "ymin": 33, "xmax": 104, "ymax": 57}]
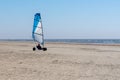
[
  {"xmin": 42, "ymin": 47, "xmax": 47, "ymax": 51},
  {"xmin": 33, "ymin": 47, "xmax": 36, "ymax": 51}
]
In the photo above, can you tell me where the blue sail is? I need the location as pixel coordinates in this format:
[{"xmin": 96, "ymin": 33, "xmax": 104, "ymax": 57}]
[{"xmin": 32, "ymin": 13, "xmax": 44, "ymax": 46}]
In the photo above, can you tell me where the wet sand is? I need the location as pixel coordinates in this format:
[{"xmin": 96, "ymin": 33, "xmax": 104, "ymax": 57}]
[{"xmin": 0, "ymin": 41, "xmax": 120, "ymax": 80}]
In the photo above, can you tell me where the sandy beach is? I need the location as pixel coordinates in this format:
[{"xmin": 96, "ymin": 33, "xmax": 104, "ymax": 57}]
[{"xmin": 0, "ymin": 41, "xmax": 120, "ymax": 80}]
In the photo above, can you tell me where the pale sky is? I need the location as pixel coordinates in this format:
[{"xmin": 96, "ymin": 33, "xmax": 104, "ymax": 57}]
[{"xmin": 0, "ymin": 0, "xmax": 120, "ymax": 39}]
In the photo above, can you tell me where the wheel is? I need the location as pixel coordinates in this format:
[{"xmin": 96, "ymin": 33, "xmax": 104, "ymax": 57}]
[
  {"xmin": 33, "ymin": 47, "xmax": 36, "ymax": 51},
  {"xmin": 42, "ymin": 47, "xmax": 47, "ymax": 51}
]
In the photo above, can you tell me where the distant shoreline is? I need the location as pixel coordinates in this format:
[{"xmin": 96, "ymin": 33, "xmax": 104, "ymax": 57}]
[
  {"xmin": 1, "ymin": 39, "xmax": 120, "ymax": 46},
  {"xmin": 0, "ymin": 39, "xmax": 32, "ymax": 41}
]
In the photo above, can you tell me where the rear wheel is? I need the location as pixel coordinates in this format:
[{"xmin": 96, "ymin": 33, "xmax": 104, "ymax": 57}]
[
  {"xmin": 42, "ymin": 47, "xmax": 47, "ymax": 51},
  {"xmin": 33, "ymin": 47, "xmax": 36, "ymax": 51}
]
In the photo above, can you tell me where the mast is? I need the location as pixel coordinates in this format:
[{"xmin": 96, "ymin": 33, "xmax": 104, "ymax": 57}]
[{"xmin": 40, "ymin": 14, "xmax": 44, "ymax": 47}]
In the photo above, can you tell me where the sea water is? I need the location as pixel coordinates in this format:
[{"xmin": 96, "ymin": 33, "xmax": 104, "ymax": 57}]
[{"xmin": 1, "ymin": 39, "xmax": 120, "ymax": 44}]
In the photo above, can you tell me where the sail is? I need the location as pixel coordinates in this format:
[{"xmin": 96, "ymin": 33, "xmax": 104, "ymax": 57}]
[{"xmin": 32, "ymin": 13, "xmax": 44, "ymax": 46}]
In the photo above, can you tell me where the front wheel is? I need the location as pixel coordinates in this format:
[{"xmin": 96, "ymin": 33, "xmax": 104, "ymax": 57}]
[{"xmin": 33, "ymin": 47, "xmax": 36, "ymax": 51}]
